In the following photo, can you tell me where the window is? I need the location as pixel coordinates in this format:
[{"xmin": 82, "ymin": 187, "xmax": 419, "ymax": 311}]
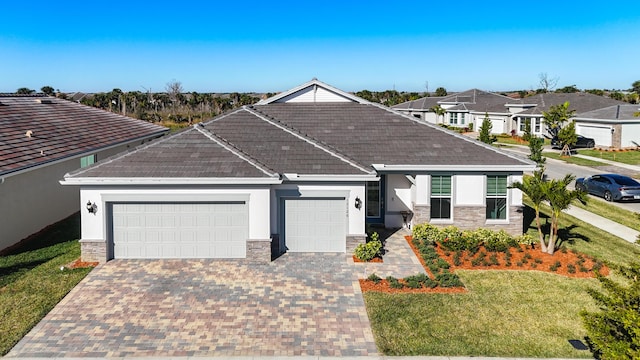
[
  {"xmin": 449, "ymin": 113, "xmax": 458, "ymax": 125},
  {"xmin": 431, "ymin": 175, "xmax": 451, "ymax": 219},
  {"xmin": 486, "ymin": 175, "xmax": 507, "ymax": 220},
  {"xmin": 534, "ymin": 118, "xmax": 541, "ymax": 133},
  {"xmin": 80, "ymin": 154, "xmax": 96, "ymax": 168},
  {"xmin": 519, "ymin": 117, "xmax": 531, "ymax": 132},
  {"xmin": 460, "ymin": 113, "xmax": 465, "ymax": 125},
  {"xmin": 366, "ymin": 181, "xmax": 381, "ymax": 218}
]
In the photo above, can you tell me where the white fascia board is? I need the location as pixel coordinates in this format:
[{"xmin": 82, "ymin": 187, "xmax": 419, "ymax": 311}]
[
  {"xmin": 60, "ymin": 177, "xmax": 283, "ymax": 186},
  {"xmin": 575, "ymin": 117, "xmax": 640, "ymax": 124},
  {"xmin": 505, "ymin": 103, "xmax": 537, "ymax": 107},
  {"xmin": 372, "ymin": 164, "xmax": 536, "ymax": 172},
  {"xmin": 282, "ymin": 173, "xmax": 379, "ymax": 182}
]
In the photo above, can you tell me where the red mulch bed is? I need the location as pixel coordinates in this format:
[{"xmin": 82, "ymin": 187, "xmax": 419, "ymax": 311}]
[
  {"xmin": 64, "ymin": 258, "xmax": 99, "ymax": 269},
  {"xmin": 353, "ymin": 255, "xmax": 383, "ymax": 263},
  {"xmin": 359, "ymin": 235, "xmax": 608, "ymax": 294}
]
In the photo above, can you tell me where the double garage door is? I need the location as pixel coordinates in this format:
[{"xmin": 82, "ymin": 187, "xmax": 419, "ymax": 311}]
[
  {"xmin": 111, "ymin": 202, "xmax": 247, "ymax": 259},
  {"xmin": 110, "ymin": 198, "xmax": 347, "ymax": 259}
]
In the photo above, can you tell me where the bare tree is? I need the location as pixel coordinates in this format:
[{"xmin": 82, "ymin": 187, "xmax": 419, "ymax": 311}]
[
  {"xmin": 165, "ymin": 79, "xmax": 184, "ymax": 116},
  {"xmin": 538, "ymin": 72, "xmax": 559, "ymax": 93}
]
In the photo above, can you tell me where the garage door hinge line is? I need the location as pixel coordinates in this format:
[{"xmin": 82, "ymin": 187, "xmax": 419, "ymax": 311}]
[{"xmin": 193, "ymin": 124, "xmax": 279, "ymax": 178}]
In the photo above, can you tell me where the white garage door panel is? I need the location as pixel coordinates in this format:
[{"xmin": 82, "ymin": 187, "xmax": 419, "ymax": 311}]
[
  {"xmin": 285, "ymin": 199, "xmax": 346, "ymax": 252},
  {"xmin": 491, "ymin": 119, "xmax": 504, "ymax": 134},
  {"xmin": 577, "ymin": 125, "xmax": 611, "ymax": 147},
  {"xmin": 112, "ymin": 202, "xmax": 247, "ymax": 259}
]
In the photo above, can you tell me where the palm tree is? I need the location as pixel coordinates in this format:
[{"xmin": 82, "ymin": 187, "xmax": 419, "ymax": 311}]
[
  {"xmin": 509, "ymin": 168, "xmax": 548, "ymax": 251},
  {"xmin": 544, "ymin": 174, "xmax": 587, "ymax": 254},
  {"xmin": 430, "ymin": 105, "xmax": 446, "ymax": 124}
]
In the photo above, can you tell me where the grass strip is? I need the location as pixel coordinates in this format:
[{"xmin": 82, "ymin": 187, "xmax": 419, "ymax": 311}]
[
  {"xmin": 578, "ymin": 149, "xmax": 640, "ymax": 165},
  {"xmin": 543, "ymin": 151, "xmax": 607, "ymax": 166}
]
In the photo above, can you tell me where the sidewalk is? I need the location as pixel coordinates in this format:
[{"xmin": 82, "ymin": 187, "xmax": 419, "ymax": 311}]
[
  {"xmin": 565, "ymin": 206, "xmax": 639, "ymax": 243},
  {"xmin": 573, "ymin": 153, "xmax": 640, "ymax": 173}
]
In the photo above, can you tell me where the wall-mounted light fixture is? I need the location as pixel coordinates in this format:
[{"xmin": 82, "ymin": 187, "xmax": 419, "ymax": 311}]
[
  {"xmin": 354, "ymin": 196, "xmax": 362, "ymax": 209},
  {"xmin": 86, "ymin": 201, "xmax": 97, "ymax": 214}
]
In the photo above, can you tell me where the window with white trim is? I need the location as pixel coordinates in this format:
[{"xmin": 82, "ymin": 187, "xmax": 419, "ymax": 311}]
[
  {"xmin": 486, "ymin": 175, "xmax": 507, "ymax": 220},
  {"xmin": 460, "ymin": 113, "xmax": 465, "ymax": 125},
  {"xmin": 80, "ymin": 154, "xmax": 96, "ymax": 168},
  {"xmin": 449, "ymin": 113, "xmax": 458, "ymax": 125},
  {"xmin": 431, "ymin": 175, "xmax": 451, "ymax": 219}
]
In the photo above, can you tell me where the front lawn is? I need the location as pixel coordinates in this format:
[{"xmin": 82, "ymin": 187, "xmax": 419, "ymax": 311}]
[
  {"xmin": 578, "ymin": 149, "xmax": 640, "ymax": 165},
  {"xmin": 364, "ymin": 202, "xmax": 640, "ymax": 357},
  {"xmin": 0, "ymin": 214, "xmax": 93, "ymax": 356},
  {"xmin": 543, "ymin": 151, "xmax": 607, "ymax": 166}
]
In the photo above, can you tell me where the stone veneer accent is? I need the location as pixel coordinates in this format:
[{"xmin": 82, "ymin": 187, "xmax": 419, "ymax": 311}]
[
  {"xmin": 347, "ymin": 235, "xmax": 366, "ymax": 253},
  {"xmin": 246, "ymin": 239, "xmax": 272, "ymax": 264},
  {"xmin": 412, "ymin": 205, "xmax": 524, "ymax": 236},
  {"xmin": 80, "ymin": 239, "xmax": 107, "ymax": 263},
  {"xmin": 81, "ymin": 238, "xmax": 273, "ymax": 264}
]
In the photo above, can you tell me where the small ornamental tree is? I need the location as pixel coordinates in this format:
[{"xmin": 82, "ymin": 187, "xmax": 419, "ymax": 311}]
[
  {"xmin": 522, "ymin": 118, "xmax": 533, "ymax": 141},
  {"xmin": 528, "ymin": 136, "xmax": 546, "ymax": 167},
  {"xmin": 581, "ymin": 262, "xmax": 640, "ymax": 359},
  {"xmin": 543, "ymin": 101, "xmax": 575, "ymax": 139},
  {"xmin": 478, "ymin": 113, "xmax": 496, "ymax": 144},
  {"xmin": 557, "ymin": 120, "xmax": 578, "ymax": 155}
]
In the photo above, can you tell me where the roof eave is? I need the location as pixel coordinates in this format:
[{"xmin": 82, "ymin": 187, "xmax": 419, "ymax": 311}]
[
  {"xmin": 60, "ymin": 177, "xmax": 283, "ymax": 186},
  {"xmin": 282, "ymin": 173, "xmax": 379, "ymax": 182},
  {"xmin": 372, "ymin": 164, "xmax": 536, "ymax": 172}
]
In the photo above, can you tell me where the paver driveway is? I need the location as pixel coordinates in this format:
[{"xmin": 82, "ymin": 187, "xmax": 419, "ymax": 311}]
[{"xmin": 8, "ymin": 253, "xmax": 378, "ymax": 357}]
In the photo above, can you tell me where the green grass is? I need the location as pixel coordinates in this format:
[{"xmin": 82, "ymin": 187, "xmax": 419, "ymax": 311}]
[
  {"xmin": 578, "ymin": 149, "xmax": 640, "ymax": 165},
  {"xmin": 543, "ymin": 151, "xmax": 607, "ymax": 166},
  {"xmin": 495, "ymin": 136, "xmax": 551, "ymax": 146},
  {"xmin": 0, "ymin": 214, "xmax": 93, "ymax": 356},
  {"xmin": 364, "ymin": 201, "xmax": 640, "ymax": 357},
  {"xmin": 571, "ymin": 197, "xmax": 640, "ymax": 232}
]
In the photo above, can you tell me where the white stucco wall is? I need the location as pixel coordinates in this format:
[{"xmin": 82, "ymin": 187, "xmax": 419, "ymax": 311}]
[
  {"xmin": 385, "ymin": 174, "xmax": 413, "ymax": 228},
  {"xmin": 79, "ymin": 186, "xmax": 272, "ymax": 245},
  {"xmin": 0, "ymin": 142, "xmax": 141, "ymax": 252},
  {"xmin": 455, "ymin": 175, "xmax": 485, "ymax": 205},
  {"xmin": 621, "ymin": 123, "xmax": 640, "ymax": 148},
  {"xmin": 270, "ymin": 183, "xmax": 366, "ymax": 237}
]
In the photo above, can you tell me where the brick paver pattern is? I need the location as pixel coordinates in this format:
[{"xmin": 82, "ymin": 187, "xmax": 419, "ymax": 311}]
[{"xmin": 8, "ymin": 253, "xmax": 378, "ymax": 357}]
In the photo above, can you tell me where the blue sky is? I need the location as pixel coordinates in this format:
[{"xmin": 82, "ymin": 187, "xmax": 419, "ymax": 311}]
[{"xmin": 1, "ymin": 1, "xmax": 639, "ymax": 94}]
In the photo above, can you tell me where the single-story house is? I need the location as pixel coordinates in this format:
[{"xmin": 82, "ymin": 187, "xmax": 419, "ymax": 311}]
[
  {"xmin": 395, "ymin": 90, "xmax": 628, "ymax": 138},
  {"xmin": 508, "ymin": 92, "xmax": 627, "ymax": 139},
  {"xmin": 0, "ymin": 94, "xmax": 168, "ymax": 253},
  {"xmin": 393, "ymin": 89, "xmax": 515, "ymax": 133},
  {"xmin": 61, "ymin": 79, "xmax": 535, "ymax": 264},
  {"xmin": 572, "ymin": 105, "xmax": 640, "ymax": 148}
]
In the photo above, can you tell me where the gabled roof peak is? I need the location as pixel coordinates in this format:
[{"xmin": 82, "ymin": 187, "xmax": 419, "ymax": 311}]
[{"xmin": 256, "ymin": 78, "xmax": 370, "ymax": 105}]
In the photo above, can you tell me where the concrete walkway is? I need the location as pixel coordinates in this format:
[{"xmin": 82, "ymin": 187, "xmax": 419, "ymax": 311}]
[
  {"xmin": 565, "ymin": 206, "xmax": 639, "ymax": 243},
  {"xmin": 352, "ymin": 228, "xmax": 425, "ymax": 279}
]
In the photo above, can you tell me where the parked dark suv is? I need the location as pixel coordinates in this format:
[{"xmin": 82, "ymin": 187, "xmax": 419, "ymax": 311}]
[{"xmin": 550, "ymin": 135, "xmax": 595, "ymax": 149}]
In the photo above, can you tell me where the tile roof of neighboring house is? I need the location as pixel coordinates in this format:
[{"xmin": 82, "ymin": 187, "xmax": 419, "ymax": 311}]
[
  {"xmin": 511, "ymin": 92, "xmax": 627, "ymax": 115},
  {"xmin": 392, "ymin": 96, "xmax": 444, "ymax": 110},
  {"xmin": 575, "ymin": 104, "xmax": 640, "ymax": 120},
  {"xmin": 0, "ymin": 95, "xmax": 168, "ymax": 177},
  {"xmin": 393, "ymin": 89, "xmax": 514, "ymax": 114}
]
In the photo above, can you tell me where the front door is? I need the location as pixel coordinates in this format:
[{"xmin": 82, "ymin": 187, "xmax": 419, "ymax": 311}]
[{"xmin": 366, "ymin": 176, "xmax": 385, "ymax": 224}]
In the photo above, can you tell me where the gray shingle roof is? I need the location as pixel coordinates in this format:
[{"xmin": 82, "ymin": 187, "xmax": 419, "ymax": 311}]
[
  {"xmin": 511, "ymin": 92, "xmax": 626, "ymax": 115},
  {"xmin": 575, "ymin": 104, "xmax": 640, "ymax": 120},
  {"xmin": 251, "ymin": 103, "xmax": 526, "ymax": 167},
  {"xmin": 393, "ymin": 89, "xmax": 513, "ymax": 114},
  {"xmin": 0, "ymin": 95, "xmax": 168, "ymax": 177}
]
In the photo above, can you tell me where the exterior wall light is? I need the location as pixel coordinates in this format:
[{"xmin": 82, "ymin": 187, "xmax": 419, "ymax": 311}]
[
  {"xmin": 354, "ymin": 196, "xmax": 362, "ymax": 209},
  {"xmin": 86, "ymin": 201, "xmax": 97, "ymax": 214}
]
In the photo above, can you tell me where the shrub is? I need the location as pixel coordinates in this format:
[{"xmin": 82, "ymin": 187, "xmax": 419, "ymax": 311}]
[
  {"xmin": 412, "ymin": 223, "xmax": 442, "ymax": 245},
  {"xmin": 581, "ymin": 262, "xmax": 640, "ymax": 360},
  {"xmin": 435, "ymin": 271, "xmax": 464, "ymax": 287},
  {"xmin": 489, "ymin": 253, "xmax": 499, "ymax": 266},
  {"xmin": 439, "ymin": 227, "xmax": 480, "ymax": 253},
  {"xmin": 568, "ymin": 264, "xmax": 576, "ymax": 273},
  {"xmin": 386, "ymin": 276, "xmax": 403, "ymax": 289},
  {"xmin": 367, "ymin": 273, "xmax": 381, "ymax": 284},
  {"xmin": 550, "ymin": 261, "xmax": 561, "ymax": 272},
  {"xmin": 514, "ymin": 233, "xmax": 536, "ymax": 248},
  {"xmin": 453, "ymin": 251, "xmax": 462, "ymax": 266},
  {"xmin": 354, "ymin": 239, "xmax": 382, "ymax": 261},
  {"xmin": 473, "ymin": 228, "xmax": 518, "ymax": 252}
]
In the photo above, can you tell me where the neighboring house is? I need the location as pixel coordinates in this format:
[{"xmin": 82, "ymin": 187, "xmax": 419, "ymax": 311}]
[
  {"xmin": 395, "ymin": 91, "xmax": 628, "ymax": 140},
  {"xmin": 573, "ymin": 105, "xmax": 640, "ymax": 148},
  {"xmin": 508, "ymin": 92, "xmax": 627, "ymax": 139},
  {"xmin": 0, "ymin": 94, "xmax": 168, "ymax": 253},
  {"xmin": 394, "ymin": 89, "xmax": 523, "ymax": 134},
  {"xmin": 61, "ymin": 79, "xmax": 535, "ymax": 264}
]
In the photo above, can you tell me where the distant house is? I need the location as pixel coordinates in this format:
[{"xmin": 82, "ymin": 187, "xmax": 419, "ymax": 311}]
[
  {"xmin": 61, "ymin": 79, "xmax": 535, "ymax": 264},
  {"xmin": 573, "ymin": 105, "xmax": 640, "ymax": 148},
  {"xmin": 508, "ymin": 92, "xmax": 627, "ymax": 139},
  {"xmin": 0, "ymin": 94, "xmax": 168, "ymax": 253},
  {"xmin": 394, "ymin": 91, "xmax": 627, "ymax": 139}
]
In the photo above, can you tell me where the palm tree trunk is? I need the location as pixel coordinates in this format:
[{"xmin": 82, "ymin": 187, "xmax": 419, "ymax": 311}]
[{"xmin": 535, "ymin": 208, "xmax": 547, "ymax": 252}]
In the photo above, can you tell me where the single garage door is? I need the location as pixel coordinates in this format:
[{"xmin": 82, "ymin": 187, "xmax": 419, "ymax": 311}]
[
  {"xmin": 491, "ymin": 118, "xmax": 505, "ymax": 134},
  {"xmin": 284, "ymin": 198, "xmax": 346, "ymax": 252},
  {"xmin": 577, "ymin": 124, "xmax": 612, "ymax": 147},
  {"xmin": 111, "ymin": 202, "xmax": 248, "ymax": 259}
]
